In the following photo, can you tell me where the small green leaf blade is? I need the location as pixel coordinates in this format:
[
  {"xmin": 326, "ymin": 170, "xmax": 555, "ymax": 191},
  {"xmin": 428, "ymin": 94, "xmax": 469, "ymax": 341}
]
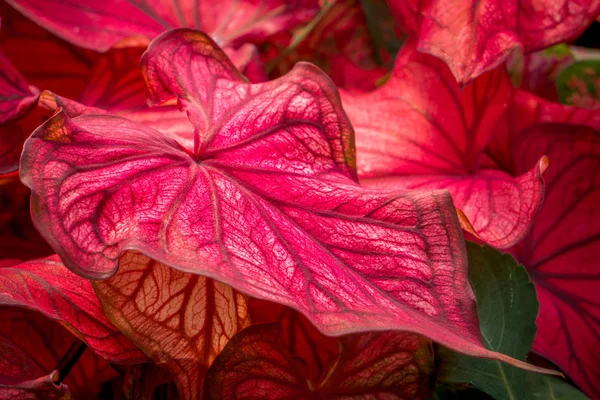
[{"xmin": 437, "ymin": 242, "xmax": 589, "ymax": 400}]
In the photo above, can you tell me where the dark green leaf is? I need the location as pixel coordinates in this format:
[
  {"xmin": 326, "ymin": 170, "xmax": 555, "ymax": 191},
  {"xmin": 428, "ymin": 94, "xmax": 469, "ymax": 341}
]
[
  {"xmin": 436, "ymin": 243, "xmax": 588, "ymax": 400},
  {"xmin": 556, "ymin": 60, "xmax": 600, "ymax": 109},
  {"xmin": 359, "ymin": 0, "xmax": 403, "ymax": 66}
]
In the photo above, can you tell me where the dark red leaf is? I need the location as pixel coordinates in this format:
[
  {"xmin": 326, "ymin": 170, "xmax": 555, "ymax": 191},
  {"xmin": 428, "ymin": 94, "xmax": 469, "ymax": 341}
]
[
  {"xmin": 205, "ymin": 323, "xmax": 434, "ymax": 399},
  {"xmin": 20, "ymin": 30, "xmax": 556, "ymax": 371},
  {"xmin": 0, "ymin": 2, "xmax": 98, "ymax": 101},
  {"xmin": 488, "ymin": 90, "xmax": 600, "ymax": 176},
  {"xmin": 0, "ymin": 308, "xmax": 117, "ymax": 398},
  {"xmin": 248, "ymin": 299, "xmax": 339, "ymax": 384},
  {"xmin": 0, "ymin": 370, "xmax": 70, "ymax": 400},
  {"xmin": 0, "ymin": 178, "xmax": 53, "ymax": 260},
  {"xmin": 93, "ymin": 252, "xmax": 250, "ymax": 400},
  {"xmin": 6, "ymin": 0, "xmax": 318, "ymax": 51},
  {"xmin": 341, "ymin": 42, "xmax": 546, "ymax": 248},
  {"xmin": 387, "ymin": 0, "xmax": 600, "ymax": 85},
  {"xmin": 512, "ymin": 123, "xmax": 600, "ymax": 399},
  {"xmin": 0, "ymin": 256, "xmax": 148, "ymax": 364}
]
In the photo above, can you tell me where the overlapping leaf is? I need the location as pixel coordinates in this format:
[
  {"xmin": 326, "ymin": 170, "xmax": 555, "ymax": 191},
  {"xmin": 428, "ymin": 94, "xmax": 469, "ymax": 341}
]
[
  {"xmin": 341, "ymin": 42, "xmax": 546, "ymax": 248},
  {"xmin": 19, "ymin": 29, "xmax": 556, "ymax": 370},
  {"xmin": 512, "ymin": 123, "xmax": 600, "ymax": 399},
  {"xmin": 248, "ymin": 299, "xmax": 339, "ymax": 383},
  {"xmin": 487, "ymin": 90, "xmax": 600, "ymax": 175},
  {"xmin": 0, "ymin": 256, "xmax": 148, "ymax": 364},
  {"xmin": 93, "ymin": 252, "xmax": 250, "ymax": 400},
  {"xmin": 6, "ymin": 0, "xmax": 318, "ymax": 51},
  {"xmin": 0, "ymin": 308, "xmax": 117, "ymax": 398},
  {"xmin": 205, "ymin": 323, "xmax": 434, "ymax": 399},
  {"xmin": 386, "ymin": 0, "xmax": 600, "ymax": 85}
]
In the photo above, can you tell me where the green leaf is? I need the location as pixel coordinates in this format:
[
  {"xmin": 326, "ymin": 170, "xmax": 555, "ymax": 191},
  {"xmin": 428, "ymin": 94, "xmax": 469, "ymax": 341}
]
[
  {"xmin": 556, "ymin": 60, "xmax": 600, "ymax": 108},
  {"xmin": 436, "ymin": 243, "xmax": 588, "ymax": 400},
  {"xmin": 359, "ymin": 0, "xmax": 403, "ymax": 66}
]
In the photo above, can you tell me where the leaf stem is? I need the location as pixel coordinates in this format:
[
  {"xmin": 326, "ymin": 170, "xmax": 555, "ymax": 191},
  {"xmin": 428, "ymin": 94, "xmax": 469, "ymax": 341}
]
[
  {"xmin": 54, "ymin": 338, "xmax": 87, "ymax": 384},
  {"xmin": 265, "ymin": 0, "xmax": 337, "ymax": 74}
]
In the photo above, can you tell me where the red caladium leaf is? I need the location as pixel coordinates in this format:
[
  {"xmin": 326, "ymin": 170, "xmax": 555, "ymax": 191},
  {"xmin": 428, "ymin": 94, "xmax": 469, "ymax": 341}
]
[
  {"xmin": 0, "ymin": 2, "xmax": 98, "ymax": 101},
  {"xmin": 0, "ymin": 308, "xmax": 117, "ymax": 398},
  {"xmin": 205, "ymin": 323, "xmax": 434, "ymax": 399},
  {"xmin": 93, "ymin": 252, "xmax": 250, "ymax": 400},
  {"xmin": 387, "ymin": 0, "xmax": 600, "ymax": 85},
  {"xmin": 512, "ymin": 123, "xmax": 600, "ymax": 399},
  {"xmin": 6, "ymin": 0, "xmax": 318, "ymax": 52},
  {"xmin": 0, "ymin": 49, "xmax": 38, "ymax": 174},
  {"xmin": 0, "ymin": 371, "xmax": 70, "ymax": 400},
  {"xmin": 0, "ymin": 256, "xmax": 148, "ymax": 364},
  {"xmin": 487, "ymin": 90, "xmax": 600, "ymax": 176},
  {"xmin": 20, "ymin": 29, "xmax": 559, "ymax": 372},
  {"xmin": 248, "ymin": 299, "xmax": 339, "ymax": 384},
  {"xmin": 112, "ymin": 364, "xmax": 176, "ymax": 400},
  {"xmin": 341, "ymin": 42, "xmax": 546, "ymax": 249},
  {"xmin": 0, "ymin": 178, "xmax": 52, "ymax": 260}
]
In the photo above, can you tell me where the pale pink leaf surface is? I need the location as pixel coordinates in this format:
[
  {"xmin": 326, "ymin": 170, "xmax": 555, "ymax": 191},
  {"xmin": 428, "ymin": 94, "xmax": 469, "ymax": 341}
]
[
  {"xmin": 0, "ymin": 256, "xmax": 148, "ymax": 364},
  {"xmin": 93, "ymin": 252, "xmax": 250, "ymax": 400},
  {"xmin": 341, "ymin": 42, "xmax": 545, "ymax": 248},
  {"xmin": 20, "ymin": 29, "xmax": 557, "ymax": 370},
  {"xmin": 513, "ymin": 124, "xmax": 600, "ymax": 399},
  {"xmin": 413, "ymin": 0, "xmax": 600, "ymax": 85},
  {"xmin": 205, "ymin": 323, "xmax": 435, "ymax": 399},
  {"xmin": 6, "ymin": 0, "xmax": 318, "ymax": 51}
]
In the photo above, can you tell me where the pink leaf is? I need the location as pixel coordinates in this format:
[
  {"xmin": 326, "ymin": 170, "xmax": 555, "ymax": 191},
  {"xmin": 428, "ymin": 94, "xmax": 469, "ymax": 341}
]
[
  {"xmin": 0, "ymin": 370, "xmax": 70, "ymax": 400},
  {"xmin": 20, "ymin": 29, "xmax": 555, "ymax": 370},
  {"xmin": 205, "ymin": 323, "xmax": 435, "ymax": 399},
  {"xmin": 513, "ymin": 123, "xmax": 600, "ymax": 399},
  {"xmin": 387, "ymin": 0, "xmax": 600, "ymax": 85},
  {"xmin": 6, "ymin": 0, "xmax": 318, "ymax": 51},
  {"xmin": 341, "ymin": 42, "xmax": 545, "ymax": 248},
  {"xmin": 0, "ymin": 256, "xmax": 148, "ymax": 364}
]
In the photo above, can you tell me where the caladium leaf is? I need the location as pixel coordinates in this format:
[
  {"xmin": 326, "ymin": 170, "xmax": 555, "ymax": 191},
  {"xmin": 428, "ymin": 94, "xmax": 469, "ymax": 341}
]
[
  {"xmin": 512, "ymin": 123, "xmax": 600, "ymax": 399},
  {"xmin": 487, "ymin": 90, "xmax": 600, "ymax": 176},
  {"xmin": 20, "ymin": 29, "xmax": 558, "ymax": 371},
  {"xmin": 386, "ymin": 0, "xmax": 600, "ymax": 85},
  {"xmin": 341, "ymin": 42, "xmax": 546, "ymax": 248},
  {"xmin": 93, "ymin": 252, "xmax": 250, "ymax": 400},
  {"xmin": 205, "ymin": 323, "xmax": 434, "ymax": 399},
  {"xmin": 0, "ymin": 49, "xmax": 38, "ymax": 174},
  {"xmin": 0, "ymin": 2, "xmax": 98, "ymax": 101},
  {"xmin": 0, "ymin": 256, "xmax": 148, "ymax": 364},
  {"xmin": 0, "ymin": 178, "xmax": 53, "ymax": 260},
  {"xmin": 248, "ymin": 299, "xmax": 339, "ymax": 384},
  {"xmin": 0, "ymin": 308, "xmax": 117, "ymax": 398},
  {"xmin": 0, "ymin": 371, "xmax": 70, "ymax": 400},
  {"xmin": 112, "ymin": 364, "xmax": 176, "ymax": 400},
  {"xmin": 6, "ymin": 0, "xmax": 318, "ymax": 52}
]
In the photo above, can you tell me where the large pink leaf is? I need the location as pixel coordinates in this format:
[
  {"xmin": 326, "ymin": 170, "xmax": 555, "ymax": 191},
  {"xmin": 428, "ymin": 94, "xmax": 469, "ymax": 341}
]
[
  {"xmin": 512, "ymin": 123, "xmax": 600, "ymax": 399},
  {"xmin": 0, "ymin": 256, "xmax": 148, "ymax": 364},
  {"xmin": 341, "ymin": 42, "xmax": 546, "ymax": 248},
  {"xmin": 205, "ymin": 323, "xmax": 435, "ymax": 399},
  {"xmin": 19, "ymin": 29, "xmax": 555, "ymax": 371},
  {"xmin": 387, "ymin": 0, "xmax": 600, "ymax": 85},
  {"xmin": 93, "ymin": 252, "xmax": 250, "ymax": 400},
  {"xmin": 0, "ymin": 308, "xmax": 117, "ymax": 398},
  {"xmin": 6, "ymin": 0, "xmax": 318, "ymax": 51}
]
